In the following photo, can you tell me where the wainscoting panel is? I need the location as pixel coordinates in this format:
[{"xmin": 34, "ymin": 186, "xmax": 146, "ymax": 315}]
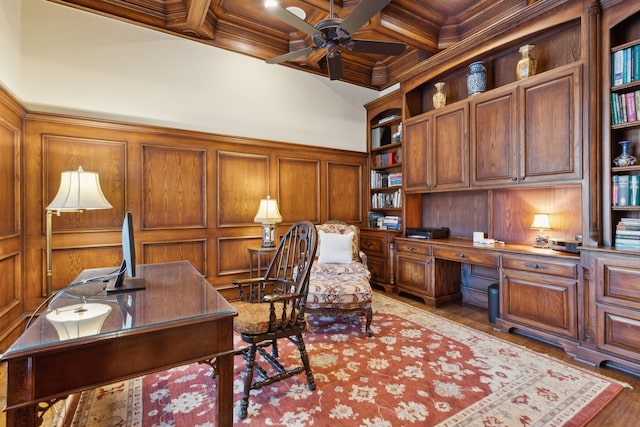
[
  {"xmin": 48, "ymin": 245, "xmax": 122, "ymax": 294},
  {"xmin": 0, "ymin": 118, "xmax": 19, "ymax": 237},
  {"xmin": 216, "ymin": 236, "xmax": 262, "ymax": 277},
  {"xmin": 141, "ymin": 144, "xmax": 207, "ymax": 229},
  {"xmin": 277, "ymin": 157, "xmax": 320, "ymax": 224},
  {"xmin": 326, "ymin": 161, "xmax": 363, "ymax": 222},
  {"xmin": 217, "ymin": 151, "xmax": 269, "ymax": 227},
  {"xmin": 141, "ymin": 240, "xmax": 207, "ymax": 275}
]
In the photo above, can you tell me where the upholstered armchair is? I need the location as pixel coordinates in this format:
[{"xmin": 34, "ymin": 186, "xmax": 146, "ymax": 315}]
[{"xmin": 306, "ymin": 221, "xmax": 373, "ymax": 337}]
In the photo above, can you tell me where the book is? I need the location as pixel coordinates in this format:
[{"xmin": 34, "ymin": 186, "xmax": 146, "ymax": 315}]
[
  {"xmin": 611, "ymin": 93, "xmax": 619, "ymax": 124},
  {"xmin": 626, "ymin": 92, "xmax": 637, "ymax": 122},
  {"xmin": 635, "ymin": 45, "xmax": 640, "ymax": 81},
  {"xmin": 612, "ymin": 175, "xmax": 619, "ymax": 206},
  {"xmin": 613, "ymin": 49, "xmax": 624, "ymax": 86},
  {"xmin": 619, "ymin": 175, "xmax": 630, "ymax": 206},
  {"xmin": 631, "ymin": 175, "xmax": 640, "ymax": 206},
  {"xmin": 620, "ymin": 217, "xmax": 640, "ymax": 225}
]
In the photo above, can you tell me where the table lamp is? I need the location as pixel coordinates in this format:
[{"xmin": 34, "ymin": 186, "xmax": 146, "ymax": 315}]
[
  {"xmin": 530, "ymin": 213, "xmax": 552, "ymax": 248},
  {"xmin": 254, "ymin": 196, "xmax": 282, "ymax": 248},
  {"xmin": 46, "ymin": 166, "xmax": 113, "ymax": 296}
]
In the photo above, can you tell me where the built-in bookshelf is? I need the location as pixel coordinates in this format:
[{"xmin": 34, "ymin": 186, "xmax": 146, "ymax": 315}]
[
  {"xmin": 605, "ymin": 10, "xmax": 640, "ymax": 248},
  {"xmin": 366, "ymin": 91, "xmax": 404, "ymax": 226}
]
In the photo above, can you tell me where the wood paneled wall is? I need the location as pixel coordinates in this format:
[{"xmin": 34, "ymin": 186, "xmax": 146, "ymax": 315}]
[{"xmin": 0, "ymin": 87, "xmax": 367, "ymax": 351}]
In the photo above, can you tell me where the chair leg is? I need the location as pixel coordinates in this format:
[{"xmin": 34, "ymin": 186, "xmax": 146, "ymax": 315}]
[
  {"xmin": 239, "ymin": 343, "xmax": 257, "ymax": 419},
  {"xmin": 364, "ymin": 306, "xmax": 373, "ymax": 337},
  {"xmin": 294, "ymin": 333, "xmax": 316, "ymax": 390}
]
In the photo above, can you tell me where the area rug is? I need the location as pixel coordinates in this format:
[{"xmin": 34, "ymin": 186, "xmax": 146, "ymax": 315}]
[{"xmin": 65, "ymin": 293, "xmax": 628, "ymax": 426}]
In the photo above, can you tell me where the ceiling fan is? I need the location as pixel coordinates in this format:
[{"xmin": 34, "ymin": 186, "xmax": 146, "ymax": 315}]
[{"xmin": 265, "ymin": 0, "xmax": 406, "ymax": 80}]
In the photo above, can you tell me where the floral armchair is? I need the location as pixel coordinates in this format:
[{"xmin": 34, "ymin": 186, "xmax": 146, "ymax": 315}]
[{"xmin": 306, "ymin": 221, "xmax": 373, "ymax": 336}]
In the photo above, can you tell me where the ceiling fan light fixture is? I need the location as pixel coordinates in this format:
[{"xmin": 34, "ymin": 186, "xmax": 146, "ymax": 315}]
[{"xmin": 286, "ymin": 7, "xmax": 306, "ymax": 20}]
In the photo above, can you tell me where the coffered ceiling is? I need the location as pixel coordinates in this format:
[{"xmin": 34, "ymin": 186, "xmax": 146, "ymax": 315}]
[{"xmin": 47, "ymin": 0, "xmax": 530, "ymax": 89}]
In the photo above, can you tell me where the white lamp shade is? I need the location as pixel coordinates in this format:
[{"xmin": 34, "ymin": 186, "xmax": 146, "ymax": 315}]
[
  {"xmin": 530, "ymin": 213, "xmax": 551, "ymax": 230},
  {"xmin": 45, "ymin": 303, "xmax": 112, "ymax": 340},
  {"xmin": 254, "ymin": 197, "xmax": 283, "ymax": 223},
  {"xmin": 47, "ymin": 166, "xmax": 112, "ymax": 211}
]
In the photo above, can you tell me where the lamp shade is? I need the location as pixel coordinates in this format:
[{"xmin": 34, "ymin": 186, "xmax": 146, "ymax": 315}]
[
  {"xmin": 45, "ymin": 303, "xmax": 112, "ymax": 340},
  {"xmin": 530, "ymin": 213, "xmax": 551, "ymax": 230},
  {"xmin": 47, "ymin": 166, "xmax": 112, "ymax": 211},
  {"xmin": 254, "ymin": 196, "xmax": 283, "ymax": 223}
]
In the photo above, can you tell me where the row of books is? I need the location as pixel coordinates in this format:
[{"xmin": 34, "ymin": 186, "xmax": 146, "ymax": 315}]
[
  {"xmin": 612, "ymin": 44, "xmax": 640, "ymax": 87},
  {"xmin": 371, "ymin": 170, "xmax": 402, "ymax": 188},
  {"xmin": 612, "ymin": 175, "xmax": 640, "ymax": 207},
  {"xmin": 371, "ymin": 189, "xmax": 402, "ymax": 209},
  {"xmin": 373, "ymin": 150, "xmax": 400, "ymax": 167},
  {"xmin": 611, "ymin": 90, "xmax": 640, "ymax": 124},
  {"xmin": 371, "ymin": 126, "xmax": 392, "ymax": 148},
  {"xmin": 615, "ymin": 217, "xmax": 640, "ymax": 249}
]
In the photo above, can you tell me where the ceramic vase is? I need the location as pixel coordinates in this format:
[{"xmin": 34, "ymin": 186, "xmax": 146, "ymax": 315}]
[
  {"xmin": 432, "ymin": 82, "xmax": 446, "ymax": 109},
  {"xmin": 467, "ymin": 61, "xmax": 487, "ymax": 96},
  {"xmin": 613, "ymin": 140, "xmax": 637, "ymax": 167},
  {"xmin": 516, "ymin": 44, "xmax": 537, "ymax": 80}
]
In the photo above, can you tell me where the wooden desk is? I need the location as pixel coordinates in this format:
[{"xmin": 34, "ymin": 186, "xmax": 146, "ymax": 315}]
[{"xmin": 1, "ymin": 261, "xmax": 237, "ymax": 427}]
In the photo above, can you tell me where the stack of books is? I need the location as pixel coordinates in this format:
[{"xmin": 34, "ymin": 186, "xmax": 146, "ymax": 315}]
[
  {"xmin": 388, "ymin": 172, "xmax": 402, "ymax": 187},
  {"xmin": 380, "ymin": 216, "xmax": 402, "ymax": 230},
  {"xmin": 615, "ymin": 217, "xmax": 640, "ymax": 249}
]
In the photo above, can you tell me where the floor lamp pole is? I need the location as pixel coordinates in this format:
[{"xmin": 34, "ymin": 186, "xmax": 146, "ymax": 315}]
[{"xmin": 45, "ymin": 209, "xmax": 54, "ymax": 297}]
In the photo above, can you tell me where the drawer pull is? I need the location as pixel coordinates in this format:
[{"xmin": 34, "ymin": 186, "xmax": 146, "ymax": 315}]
[
  {"xmin": 525, "ymin": 263, "xmax": 540, "ymax": 269},
  {"xmin": 408, "ymin": 246, "xmax": 416, "ymax": 251},
  {"xmin": 456, "ymin": 253, "xmax": 466, "ymax": 258}
]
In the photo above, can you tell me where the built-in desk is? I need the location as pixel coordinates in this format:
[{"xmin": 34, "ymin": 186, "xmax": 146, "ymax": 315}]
[
  {"xmin": 394, "ymin": 237, "xmax": 580, "ymax": 353},
  {"xmin": 2, "ymin": 261, "xmax": 237, "ymax": 427}
]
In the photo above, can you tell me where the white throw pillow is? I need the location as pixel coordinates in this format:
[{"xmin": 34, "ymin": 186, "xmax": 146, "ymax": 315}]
[{"xmin": 317, "ymin": 231, "xmax": 354, "ymax": 264}]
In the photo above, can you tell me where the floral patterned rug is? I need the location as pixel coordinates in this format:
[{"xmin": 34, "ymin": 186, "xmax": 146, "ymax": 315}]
[{"xmin": 66, "ymin": 293, "xmax": 627, "ymax": 426}]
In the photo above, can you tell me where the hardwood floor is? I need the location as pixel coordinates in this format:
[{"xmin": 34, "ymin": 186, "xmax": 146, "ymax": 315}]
[{"xmin": 1, "ymin": 291, "xmax": 639, "ymax": 426}]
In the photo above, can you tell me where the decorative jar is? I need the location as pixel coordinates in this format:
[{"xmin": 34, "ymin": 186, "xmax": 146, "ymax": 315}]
[
  {"xmin": 516, "ymin": 44, "xmax": 537, "ymax": 80},
  {"xmin": 613, "ymin": 140, "xmax": 637, "ymax": 167},
  {"xmin": 467, "ymin": 61, "xmax": 487, "ymax": 96},
  {"xmin": 432, "ymin": 82, "xmax": 446, "ymax": 109}
]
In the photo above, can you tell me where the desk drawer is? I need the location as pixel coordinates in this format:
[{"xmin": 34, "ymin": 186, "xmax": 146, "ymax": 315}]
[
  {"xmin": 502, "ymin": 255, "xmax": 578, "ymax": 279},
  {"xmin": 395, "ymin": 239, "xmax": 430, "ymax": 257},
  {"xmin": 432, "ymin": 246, "xmax": 499, "ymax": 267}
]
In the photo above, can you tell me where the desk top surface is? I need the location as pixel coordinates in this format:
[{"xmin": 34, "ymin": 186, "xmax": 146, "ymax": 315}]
[{"xmin": 3, "ymin": 261, "xmax": 235, "ymax": 358}]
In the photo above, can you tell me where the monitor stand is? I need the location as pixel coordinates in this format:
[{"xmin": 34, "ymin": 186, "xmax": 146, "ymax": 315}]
[{"xmin": 104, "ymin": 277, "xmax": 146, "ymax": 294}]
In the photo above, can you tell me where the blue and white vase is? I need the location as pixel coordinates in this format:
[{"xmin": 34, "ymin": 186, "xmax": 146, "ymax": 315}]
[{"xmin": 467, "ymin": 61, "xmax": 487, "ymax": 96}]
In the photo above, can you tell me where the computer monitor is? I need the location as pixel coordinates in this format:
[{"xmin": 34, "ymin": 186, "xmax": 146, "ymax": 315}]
[{"xmin": 105, "ymin": 211, "xmax": 146, "ymax": 293}]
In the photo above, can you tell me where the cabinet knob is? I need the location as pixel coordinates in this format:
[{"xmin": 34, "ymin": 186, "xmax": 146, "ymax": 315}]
[
  {"xmin": 456, "ymin": 253, "xmax": 466, "ymax": 258},
  {"xmin": 520, "ymin": 176, "xmax": 525, "ymax": 181},
  {"xmin": 408, "ymin": 246, "xmax": 415, "ymax": 251},
  {"xmin": 512, "ymin": 176, "xmax": 518, "ymax": 181},
  {"xmin": 524, "ymin": 263, "xmax": 540, "ymax": 269}
]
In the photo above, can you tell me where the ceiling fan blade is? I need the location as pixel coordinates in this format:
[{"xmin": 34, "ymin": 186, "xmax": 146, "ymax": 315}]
[
  {"xmin": 349, "ymin": 39, "xmax": 406, "ymax": 56},
  {"xmin": 265, "ymin": 3, "xmax": 322, "ymax": 38},
  {"xmin": 326, "ymin": 49, "xmax": 344, "ymax": 80},
  {"xmin": 339, "ymin": 0, "xmax": 392, "ymax": 37},
  {"xmin": 266, "ymin": 46, "xmax": 316, "ymax": 64}
]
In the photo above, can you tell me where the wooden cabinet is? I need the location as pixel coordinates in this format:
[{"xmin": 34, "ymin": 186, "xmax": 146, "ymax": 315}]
[
  {"xmin": 394, "ymin": 238, "xmax": 462, "ymax": 307},
  {"xmin": 360, "ymin": 228, "xmax": 400, "ymax": 291},
  {"xmin": 578, "ymin": 249, "xmax": 640, "ymax": 373},
  {"xmin": 470, "ymin": 65, "xmax": 581, "ymax": 187},
  {"xmin": 497, "ymin": 253, "xmax": 579, "ymax": 351},
  {"xmin": 404, "ymin": 104, "xmax": 469, "ymax": 193}
]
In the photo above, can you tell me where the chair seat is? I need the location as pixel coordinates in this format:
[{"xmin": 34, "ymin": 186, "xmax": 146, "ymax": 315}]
[
  {"xmin": 311, "ymin": 261, "xmax": 371, "ymax": 277},
  {"xmin": 307, "ymin": 272, "xmax": 372, "ymax": 310},
  {"xmin": 232, "ymin": 301, "xmax": 286, "ymax": 335}
]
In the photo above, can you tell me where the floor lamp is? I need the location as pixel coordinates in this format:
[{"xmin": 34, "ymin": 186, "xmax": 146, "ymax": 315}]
[{"xmin": 46, "ymin": 166, "xmax": 113, "ymax": 296}]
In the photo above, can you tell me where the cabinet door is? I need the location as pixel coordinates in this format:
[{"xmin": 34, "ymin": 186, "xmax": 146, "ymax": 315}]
[
  {"xmin": 395, "ymin": 252, "xmax": 433, "ymax": 296},
  {"xmin": 404, "ymin": 115, "xmax": 432, "ymax": 192},
  {"xmin": 432, "ymin": 105, "xmax": 469, "ymax": 190},
  {"xmin": 470, "ymin": 89, "xmax": 518, "ymax": 186},
  {"xmin": 501, "ymin": 269, "xmax": 578, "ymax": 339},
  {"xmin": 519, "ymin": 65, "xmax": 581, "ymax": 183}
]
